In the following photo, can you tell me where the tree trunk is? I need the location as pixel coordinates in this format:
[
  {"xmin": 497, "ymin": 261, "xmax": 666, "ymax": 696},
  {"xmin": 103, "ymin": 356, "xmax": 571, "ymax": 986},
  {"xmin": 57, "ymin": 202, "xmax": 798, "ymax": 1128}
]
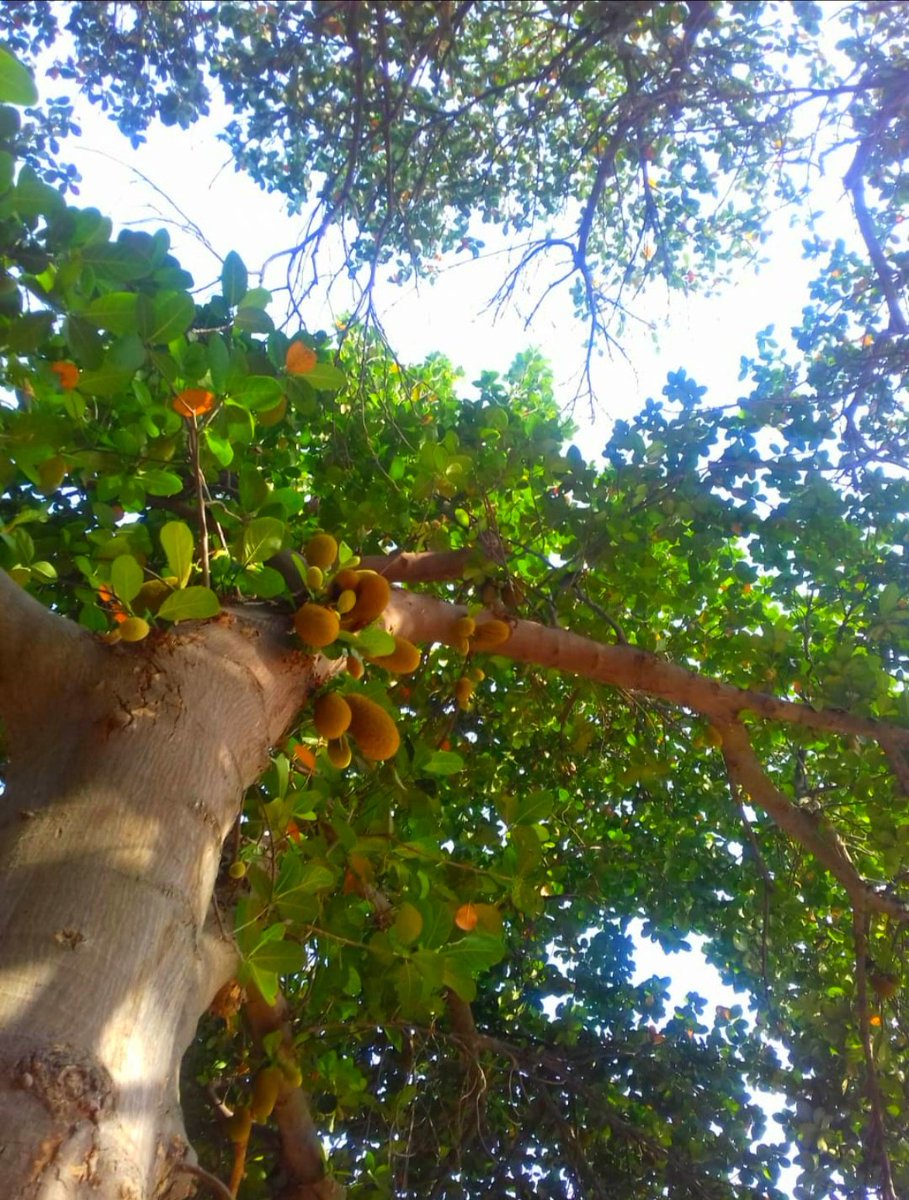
[{"xmin": 0, "ymin": 584, "xmax": 321, "ymax": 1200}]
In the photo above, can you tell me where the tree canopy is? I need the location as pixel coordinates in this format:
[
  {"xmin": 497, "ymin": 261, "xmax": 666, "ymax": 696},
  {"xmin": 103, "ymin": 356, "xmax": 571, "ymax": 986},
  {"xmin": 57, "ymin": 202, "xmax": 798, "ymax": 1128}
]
[{"xmin": 0, "ymin": 5, "xmax": 908, "ymax": 1200}]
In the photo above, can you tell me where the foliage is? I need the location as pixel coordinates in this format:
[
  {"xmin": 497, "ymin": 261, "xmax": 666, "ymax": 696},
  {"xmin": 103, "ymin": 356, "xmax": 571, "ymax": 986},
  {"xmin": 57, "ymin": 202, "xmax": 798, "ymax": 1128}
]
[
  {"xmin": 2, "ymin": 11, "xmax": 909, "ymax": 1200},
  {"xmin": 0, "ymin": 0, "xmax": 888, "ymax": 350}
]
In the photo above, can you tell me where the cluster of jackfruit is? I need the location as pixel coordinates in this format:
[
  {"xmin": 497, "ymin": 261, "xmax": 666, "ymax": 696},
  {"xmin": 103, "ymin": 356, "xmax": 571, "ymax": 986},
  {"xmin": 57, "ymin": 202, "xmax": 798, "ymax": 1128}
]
[
  {"xmin": 313, "ymin": 689, "xmax": 400, "ymax": 764},
  {"xmin": 296, "ymin": 533, "xmax": 424, "ymax": 767},
  {"xmin": 293, "ymin": 532, "xmax": 407, "ymax": 651},
  {"xmin": 447, "ymin": 613, "xmax": 511, "ymax": 710},
  {"xmin": 448, "ymin": 613, "xmax": 511, "ymax": 656}
]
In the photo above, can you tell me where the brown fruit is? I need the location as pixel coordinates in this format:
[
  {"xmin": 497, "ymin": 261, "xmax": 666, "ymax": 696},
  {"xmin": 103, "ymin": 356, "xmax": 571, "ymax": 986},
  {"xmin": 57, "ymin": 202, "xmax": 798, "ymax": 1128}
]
[
  {"xmin": 314, "ymin": 692, "xmax": 352, "ymax": 740},
  {"xmin": 452, "ymin": 616, "xmax": 475, "ymax": 639},
  {"xmin": 330, "ymin": 567, "xmax": 360, "ymax": 595},
  {"xmin": 368, "ymin": 636, "xmax": 421, "ymax": 675},
  {"xmin": 454, "ymin": 676, "xmax": 474, "ymax": 709},
  {"xmin": 294, "ymin": 603, "xmax": 340, "ymax": 648},
  {"xmin": 227, "ymin": 1105, "xmax": 252, "ymax": 1143},
  {"xmin": 326, "ymin": 736, "xmax": 352, "ymax": 769},
  {"xmin": 346, "ymin": 655, "xmax": 365, "ymax": 680},
  {"xmin": 250, "ymin": 1066, "xmax": 284, "ymax": 1122},
  {"xmin": 870, "ymin": 971, "xmax": 900, "ymax": 1000},
  {"xmin": 346, "ymin": 694, "xmax": 400, "ymax": 761},
  {"xmin": 470, "ymin": 619, "xmax": 511, "ymax": 652},
  {"xmin": 305, "ymin": 532, "xmax": 338, "ymax": 569},
  {"xmin": 344, "ymin": 571, "xmax": 391, "ymax": 629}
]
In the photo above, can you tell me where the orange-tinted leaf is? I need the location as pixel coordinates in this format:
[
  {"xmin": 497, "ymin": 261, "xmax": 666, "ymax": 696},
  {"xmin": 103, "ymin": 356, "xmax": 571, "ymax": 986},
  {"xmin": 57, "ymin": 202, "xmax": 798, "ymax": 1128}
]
[
  {"xmin": 455, "ymin": 903, "xmax": 478, "ymax": 932},
  {"xmin": 285, "ymin": 342, "xmax": 317, "ymax": 375},
  {"xmin": 293, "ymin": 744, "xmax": 317, "ymax": 772},
  {"xmin": 51, "ymin": 361, "xmax": 80, "ymax": 390},
  {"xmin": 173, "ymin": 388, "xmax": 216, "ymax": 417}
]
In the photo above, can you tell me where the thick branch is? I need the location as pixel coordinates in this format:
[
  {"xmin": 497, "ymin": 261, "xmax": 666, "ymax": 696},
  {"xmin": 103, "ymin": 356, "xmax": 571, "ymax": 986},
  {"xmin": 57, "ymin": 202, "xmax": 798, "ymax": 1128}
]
[
  {"xmin": 382, "ymin": 589, "xmax": 909, "ymax": 749},
  {"xmin": 719, "ymin": 721, "xmax": 908, "ymax": 922},
  {"xmin": 0, "ymin": 569, "xmax": 102, "ymax": 732}
]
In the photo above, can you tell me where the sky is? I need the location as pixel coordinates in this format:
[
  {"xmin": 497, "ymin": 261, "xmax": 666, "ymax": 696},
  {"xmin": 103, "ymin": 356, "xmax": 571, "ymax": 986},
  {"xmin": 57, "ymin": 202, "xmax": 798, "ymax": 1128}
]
[{"xmin": 32, "ymin": 46, "xmax": 863, "ymax": 1190}]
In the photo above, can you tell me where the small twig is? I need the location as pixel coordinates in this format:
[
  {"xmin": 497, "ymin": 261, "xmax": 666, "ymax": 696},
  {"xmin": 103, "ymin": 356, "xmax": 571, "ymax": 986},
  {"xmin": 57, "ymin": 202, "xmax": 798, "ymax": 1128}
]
[{"xmin": 187, "ymin": 420, "xmax": 211, "ymax": 589}]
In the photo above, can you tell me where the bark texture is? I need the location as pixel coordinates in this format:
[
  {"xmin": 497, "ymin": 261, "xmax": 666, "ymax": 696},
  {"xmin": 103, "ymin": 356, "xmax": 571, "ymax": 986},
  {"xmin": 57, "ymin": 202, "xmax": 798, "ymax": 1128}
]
[{"xmin": 0, "ymin": 583, "xmax": 324, "ymax": 1200}]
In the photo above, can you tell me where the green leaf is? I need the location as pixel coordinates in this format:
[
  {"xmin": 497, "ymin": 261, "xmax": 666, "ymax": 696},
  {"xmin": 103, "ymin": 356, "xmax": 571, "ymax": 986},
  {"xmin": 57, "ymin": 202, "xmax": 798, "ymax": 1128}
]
[
  {"xmin": 159, "ymin": 520, "xmax": 194, "ymax": 587},
  {"xmin": 303, "ymin": 362, "xmax": 347, "ymax": 391},
  {"xmin": 515, "ymin": 789, "xmax": 554, "ymax": 825},
  {"xmin": 0, "ymin": 47, "xmax": 38, "ymax": 106},
  {"xmin": 296, "ymin": 861, "xmax": 338, "ymax": 893},
  {"xmin": 353, "ymin": 625, "xmax": 396, "ymax": 656},
  {"xmin": 421, "ymin": 750, "xmax": 464, "ymax": 776},
  {"xmin": 85, "ymin": 292, "xmax": 139, "ymax": 335},
  {"xmin": 110, "ymin": 555, "xmax": 144, "ymax": 604},
  {"xmin": 221, "ymin": 250, "xmax": 248, "ymax": 306},
  {"xmin": 233, "ymin": 306, "xmax": 275, "ymax": 335},
  {"xmin": 394, "ymin": 901, "xmax": 424, "ymax": 945},
  {"xmin": 157, "ymin": 586, "xmax": 220, "ymax": 622},
  {"xmin": 230, "ymin": 375, "xmax": 284, "ymax": 411},
  {"xmin": 238, "ymin": 287, "xmax": 272, "ymax": 310},
  {"xmin": 241, "ymin": 516, "xmax": 285, "ymax": 564},
  {"xmin": 203, "ymin": 427, "xmax": 234, "ymax": 467},
  {"xmin": 414, "ymin": 899, "xmax": 453, "ymax": 950},
  {"xmin": 137, "ymin": 290, "xmax": 195, "ymax": 343},
  {"xmin": 442, "ymin": 932, "xmax": 505, "ymax": 978},
  {"xmin": 141, "ymin": 469, "xmax": 183, "ymax": 497},
  {"xmin": 207, "ymin": 332, "xmax": 230, "ymax": 391}
]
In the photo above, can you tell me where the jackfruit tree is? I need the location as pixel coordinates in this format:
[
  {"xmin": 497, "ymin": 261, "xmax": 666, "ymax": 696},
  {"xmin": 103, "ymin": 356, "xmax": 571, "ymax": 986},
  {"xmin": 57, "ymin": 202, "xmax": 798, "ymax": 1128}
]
[{"xmin": 0, "ymin": 5, "xmax": 908, "ymax": 1200}]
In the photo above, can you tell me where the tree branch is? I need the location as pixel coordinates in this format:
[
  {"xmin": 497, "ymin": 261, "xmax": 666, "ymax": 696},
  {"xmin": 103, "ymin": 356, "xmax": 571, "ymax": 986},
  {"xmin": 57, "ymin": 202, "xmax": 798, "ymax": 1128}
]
[{"xmin": 243, "ymin": 985, "xmax": 346, "ymax": 1200}]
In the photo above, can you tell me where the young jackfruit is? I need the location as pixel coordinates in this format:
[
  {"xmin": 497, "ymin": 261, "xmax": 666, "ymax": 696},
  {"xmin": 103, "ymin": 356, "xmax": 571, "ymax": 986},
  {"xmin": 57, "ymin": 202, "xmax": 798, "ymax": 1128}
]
[
  {"xmin": 346, "ymin": 694, "xmax": 400, "ymax": 761},
  {"xmin": 346, "ymin": 655, "xmax": 365, "ymax": 680},
  {"xmin": 327, "ymin": 735, "xmax": 352, "ymax": 769},
  {"xmin": 336, "ymin": 588, "xmax": 358, "ymax": 614},
  {"xmin": 454, "ymin": 676, "xmax": 475, "ymax": 710},
  {"xmin": 250, "ymin": 1066, "xmax": 284, "ymax": 1122},
  {"xmin": 314, "ymin": 692, "xmax": 352, "ymax": 740},
  {"xmin": 368, "ymin": 636, "xmax": 421, "ymax": 675},
  {"xmin": 304, "ymin": 565, "xmax": 324, "ymax": 592},
  {"xmin": 304, "ymin": 532, "xmax": 338, "ymax": 569},
  {"xmin": 470, "ymin": 619, "xmax": 511, "ymax": 652},
  {"xmin": 294, "ymin": 603, "xmax": 340, "ymax": 648},
  {"xmin": 119, "ymin": 616, "xmax": 150, "ymax": 643}
]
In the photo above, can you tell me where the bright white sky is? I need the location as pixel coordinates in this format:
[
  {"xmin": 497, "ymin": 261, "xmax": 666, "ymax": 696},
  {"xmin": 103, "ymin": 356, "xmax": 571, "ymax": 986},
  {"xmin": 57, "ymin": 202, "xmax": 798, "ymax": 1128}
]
[{"xmin": 44, "ymin": 57, "xmax": 859, "ymax": 1189}]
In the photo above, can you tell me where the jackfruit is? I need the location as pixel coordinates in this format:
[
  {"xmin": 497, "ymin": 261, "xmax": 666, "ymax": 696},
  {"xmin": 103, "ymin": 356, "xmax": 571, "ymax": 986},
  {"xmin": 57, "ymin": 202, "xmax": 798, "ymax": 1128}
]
[
  {"xmin": 368, "ymin": 636, "xmax": 421, "ymax": 675},
  {"xmin": 331, "ymin": 568, "xmax": 360, "ymax": 594},
  {"xmin": 250, "ymin": 1066, "xmax": 284, "ymax": 1122},
  {"xmin": 304, "ymin": 565, "xmax": 324, "ymax": 592},
  {"xmin": 314, "ymin": 692, "xmax": 352, "ymax": 740},
  {"xmin": 227, "ymin": 1105, "xmax": 252, "ymax": 1143},
  {"xmin": 294, "ymin": 603, "xmax": 340, "ymax": 648},
  {"xmin": 454, "ymin": 676, "xmax": 474, "ymax": 709},
  {"xmin": 453, "ymin": 616, "xmax": 475, "ymax": 639},
  {"xmin": 346, "ymin": 694, "xmax": 400, "ymax": 761},
  {"xmin": 346, "ymin": 655, "xmax": 365, "ymax": 680},
  {"xmin": 343, "ymin": 571, "xmax": 391, "ymax": 628},
  {"xmin": 470, "ymin": 619, "xmax": 511, "ymax": 652},
  {"xmin": 304, "ymin": 532, "xmax": 338, "ymax": 569},
  {"xmin": 119, "ymin": 616, "xmax": 150, "ymax": 643},
  {"xmin": 327, "ymin": 735, "xmax": 352, "ymax": 769},
  {"xmin": 336, "ymin": 588, "xmax": 357, "ymax": 614}
]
